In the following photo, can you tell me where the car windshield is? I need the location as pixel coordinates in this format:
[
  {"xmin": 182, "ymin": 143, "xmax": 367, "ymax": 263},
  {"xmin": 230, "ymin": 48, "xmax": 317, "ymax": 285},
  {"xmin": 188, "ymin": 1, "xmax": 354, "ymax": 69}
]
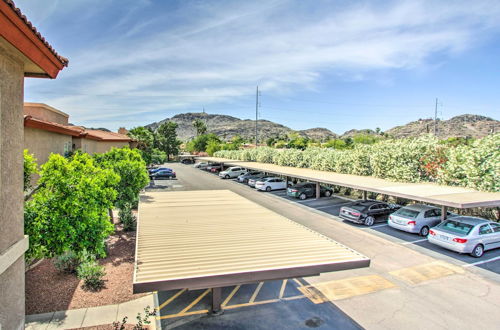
[
  {"xmin": 437, "ymin": 220, "xmax": 474, "ymax": 235},
  {"xmin": 348, "ymin": 204, "xmax": 367, "ymax": 212},
  {"xmin": 394, "ymin": 208, "xmax": 419, "ymax": 219}
]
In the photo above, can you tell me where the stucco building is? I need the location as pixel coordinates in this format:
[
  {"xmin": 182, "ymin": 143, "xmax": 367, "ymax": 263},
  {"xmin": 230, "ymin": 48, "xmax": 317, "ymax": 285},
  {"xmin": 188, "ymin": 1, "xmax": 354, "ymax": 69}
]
[
  {"xmin": 23, "ymin": 103, "xmax": 134, "ymax": 165},
  {"xmin": 0, "ymin": 1, "xmax": 68, "ymax": 329}
]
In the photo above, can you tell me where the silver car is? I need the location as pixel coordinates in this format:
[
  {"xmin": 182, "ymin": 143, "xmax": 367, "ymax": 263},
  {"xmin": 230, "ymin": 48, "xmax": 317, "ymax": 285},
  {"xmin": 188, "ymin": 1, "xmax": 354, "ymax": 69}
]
[
  {"xmin": 388, "ymin": 204, "xmax": 448, "ymax": 236},
  {"xmin": 428, "ymin": 216, "xmax": 500, "ymax": 258},
  {"xmin": 248, "ymin": 176, "xmax": 272, "ymax": 188}
]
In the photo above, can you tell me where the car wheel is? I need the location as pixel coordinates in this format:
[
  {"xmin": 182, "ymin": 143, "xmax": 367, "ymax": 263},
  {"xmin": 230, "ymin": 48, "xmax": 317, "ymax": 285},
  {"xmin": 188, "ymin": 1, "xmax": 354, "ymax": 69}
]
[
  {"xmin": 470, "ymin": 244, "xmax": 484, "ymax": 258},
  {"xmin": 419, "ymin": 226, "xmax": 429, "ymax": 237},
  {"xmin": 266, "ymin": 186, "xmax": 272, "ymax": 192},
  {"xmin": 364, "ymin": 216, "xmax": 375, "ymax": 226},
  {"xmin": 324, "ymin": 190, "xmax": 332, "ymax": 197},
  {"xmin": 299, "ymin": 193, "xmax": 307, "ymax": 200},
  {"xmin": 225, "ymin": 174, "xmax": 230, "ymax": 179}
]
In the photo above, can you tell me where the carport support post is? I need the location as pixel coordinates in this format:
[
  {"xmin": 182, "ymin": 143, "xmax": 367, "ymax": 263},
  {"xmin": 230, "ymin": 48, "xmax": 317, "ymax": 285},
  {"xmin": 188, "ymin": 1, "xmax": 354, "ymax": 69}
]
[
  {"xmin": 285, "ymin": 176, "xmax": 289, "ymax": 187},
  {"xmin": 363, "ymin": 191, "xmax": 367, "ymax": 201},
  {"xmin": 211, "ymin": 287, "xmax": 223, "ymax": 315},
  {"xmin": 316, "ymin": 182, "xmax": 320, "ymax": 199},
  {"xmin": 441, "ymin": 206, "xmax": 448, "ymax": 221}
]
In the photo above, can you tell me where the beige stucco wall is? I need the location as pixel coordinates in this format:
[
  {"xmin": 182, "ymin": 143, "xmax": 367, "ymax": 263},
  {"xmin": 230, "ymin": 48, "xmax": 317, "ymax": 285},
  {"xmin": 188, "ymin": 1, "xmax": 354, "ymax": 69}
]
[
  {"xmin": 24, "ymin": 103, "xmax": 69, "ymax": 125},
  {"xmin": 0, "ymin": 38, "xmax": 27, "ymax": 330},
  {"xmin": 24, "ymin": 127, "xmax": 73, "ymax": 165},
  {"xmin": 73, "ymin": 138, "xmax": 129, "ymax": 155}
]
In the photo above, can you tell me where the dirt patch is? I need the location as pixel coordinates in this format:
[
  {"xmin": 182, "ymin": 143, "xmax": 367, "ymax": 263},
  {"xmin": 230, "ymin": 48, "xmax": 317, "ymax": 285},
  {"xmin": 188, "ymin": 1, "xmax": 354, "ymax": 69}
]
[{"xmin": 25, "ymin": 225, "xmax": 146, "ymax": 315}]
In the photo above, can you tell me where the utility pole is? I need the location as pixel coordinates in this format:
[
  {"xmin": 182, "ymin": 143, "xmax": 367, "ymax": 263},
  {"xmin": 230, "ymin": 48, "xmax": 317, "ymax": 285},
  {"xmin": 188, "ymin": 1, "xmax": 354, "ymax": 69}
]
[
  {"xmin": 434, "ymin": 98, "xmax": 438, "ymax": 136},
  {"xmin": 255, "ymin": 86, "xmax": 259, "ymax": 147}
]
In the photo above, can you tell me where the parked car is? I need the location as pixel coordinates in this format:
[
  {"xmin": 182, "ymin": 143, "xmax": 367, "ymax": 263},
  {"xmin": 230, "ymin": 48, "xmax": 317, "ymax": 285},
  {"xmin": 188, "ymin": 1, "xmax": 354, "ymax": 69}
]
[
  {"xmin": 150, "ymin": 169, "xmax": 176, "ymax": 180},
  {"xmin": 194, "ymin": 162, "xmax": 209, "ymax": 169},
  {"xmin": 287, "ymin": 182, "xmax": 333, "ymax": 200},
  {"xmin": 248, "ymin": 175, "xmax": 271, "ymax": 188},
  {"xmin": 180, "ymin": 158, "xmax": 195, "ymax": 164},
  {"xmin": 206, "ymin": 163, "xmax": 222, "ymax": 172},
  {"xmin": 388, "ymin": 204, "xmax": 452, "ymax": 236},
  {"xmin": 237, "ymin": 171, "xmax": 262, "ymax": 183},
  {"xmin": 339, "ymin": 200, "xmax": 400, "ymax": 226},
  {"xmin": 219, "ymin": 167, "xmax": 247, "ymax": 179},
  {"xmin": 148, "ymin": 167, "xmax": 173, "ymax": 174},
  {"xmin": 428, "ymin": 216, "xmax": 500, "ymax": 258},
  {"xmin": 255, "ymin": 177, "xmax": 287, "ymax": 192}
]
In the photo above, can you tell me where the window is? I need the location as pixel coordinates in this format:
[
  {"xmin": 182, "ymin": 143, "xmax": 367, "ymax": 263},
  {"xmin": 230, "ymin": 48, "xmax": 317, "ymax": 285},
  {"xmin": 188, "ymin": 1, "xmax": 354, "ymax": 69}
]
[
  {"xmin": 490, "ymin": 223, "xmax": 500, "ymax": 233},
  {"xmin": 394, "ymin": 208, "xmax": 419, "ymax": 219},
  {"xmin": 438, "ymin": 220, "xmax": 473, "ymax": 235},
  {"xmin": 479, "ymin": 225, "xmax": 493, "ymax": 235},
  {"xmin": 424, "ymin": 210, "xmax": 437, "ymax": 218},
  {"xmin": 369, "ymin": 204, "xmax": 380, "ymax": 211}
]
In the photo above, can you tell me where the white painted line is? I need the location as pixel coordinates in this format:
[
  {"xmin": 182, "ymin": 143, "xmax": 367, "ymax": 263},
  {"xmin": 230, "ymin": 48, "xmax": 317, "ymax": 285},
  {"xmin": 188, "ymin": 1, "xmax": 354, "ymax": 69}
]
[
  {"xmin": 361, "ymin": 224, "xmax": 388, "ymax": 229},
  {"xmin": 315, "ymin": 205, "xmax": 339, "ymax": 210},
  {"xmin": 172, "ymin": 185, "xmax": 183, "ymax": 188},
  {"xmin": 401, "ymin": 238, "xmax": 427, "ymax": 245},
  {"xmin": 462, "ymin": 256, "xmax": 500, "ymax": 268}
]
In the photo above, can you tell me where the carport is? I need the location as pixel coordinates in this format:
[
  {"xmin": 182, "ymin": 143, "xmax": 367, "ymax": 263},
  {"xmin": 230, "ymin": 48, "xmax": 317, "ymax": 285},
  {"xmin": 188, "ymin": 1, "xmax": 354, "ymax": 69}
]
[
  {"xmin": 196, "ymin": 157, "xmax": 500, "ymax": 218},
  {"xmin": 134, "ymin": 190, "xmax": 370, "ymax": 313}
]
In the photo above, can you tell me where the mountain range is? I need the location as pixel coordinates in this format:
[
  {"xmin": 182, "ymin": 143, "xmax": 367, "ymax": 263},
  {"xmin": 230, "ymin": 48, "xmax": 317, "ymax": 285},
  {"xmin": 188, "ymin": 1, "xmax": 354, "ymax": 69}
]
[{"xmin": 145, "ymin": 113, "xmax": 499, "ymax": 142}]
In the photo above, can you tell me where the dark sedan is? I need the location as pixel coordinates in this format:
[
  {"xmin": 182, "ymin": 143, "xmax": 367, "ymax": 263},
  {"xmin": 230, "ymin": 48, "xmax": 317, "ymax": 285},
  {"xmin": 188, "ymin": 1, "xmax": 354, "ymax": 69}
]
[
  {"xmin": 339, "ymin": 200, "xmax": 400, "ymax": 226},
  {"xmin": 287, "ymin": 182, "xmax": 333, "ymax": 200},
  {"xmin": 150, "ymin": 169, "xmax": 176, "ymax": 180},
  {"xmin": 148, "ymin": 167, "xmax": 173, "ymax": 174}
]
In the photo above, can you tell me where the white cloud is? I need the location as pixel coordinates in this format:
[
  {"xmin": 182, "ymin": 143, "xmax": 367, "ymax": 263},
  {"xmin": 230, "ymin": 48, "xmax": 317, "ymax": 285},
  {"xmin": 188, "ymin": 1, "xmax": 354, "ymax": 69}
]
[{"xmin": 23, "ymin": 0, "xmax": 500, "ymax": 129}]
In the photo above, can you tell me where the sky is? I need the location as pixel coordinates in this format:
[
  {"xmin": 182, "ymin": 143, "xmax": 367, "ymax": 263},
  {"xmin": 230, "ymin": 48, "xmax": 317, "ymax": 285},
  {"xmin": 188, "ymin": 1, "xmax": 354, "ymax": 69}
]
[{"xmin": 18, "ymin": 0, "xmax": 500, "ymax": 134}]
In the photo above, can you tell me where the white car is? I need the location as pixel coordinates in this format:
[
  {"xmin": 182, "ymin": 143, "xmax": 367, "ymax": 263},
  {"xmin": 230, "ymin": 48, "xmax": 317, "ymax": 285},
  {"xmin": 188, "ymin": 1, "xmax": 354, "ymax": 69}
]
[
  {"xmin": 194, "ymin": 162, "xmax": 208, "ymax": 169},
  {"xmin": 255, "ymin": 177, "xmax": 287, "ymax": 192},
  {"xmin": 219, "ymin": 167, "xmax": 247, "ymax": 179},
  {"xmin": 388, "ymin": 204, "xmax": 449, "ymax": 236}
]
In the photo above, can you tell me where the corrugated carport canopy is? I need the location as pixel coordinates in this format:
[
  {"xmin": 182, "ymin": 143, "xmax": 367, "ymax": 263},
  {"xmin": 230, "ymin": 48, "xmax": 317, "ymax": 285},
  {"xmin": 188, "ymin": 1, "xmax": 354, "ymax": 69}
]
[
  {"xmin": 133, "ymin": 190, "xmax": 369, "ymax": 293},
  {"xmin": 196, "ymin": 157, "xmax": 500, "ymax": 209}
]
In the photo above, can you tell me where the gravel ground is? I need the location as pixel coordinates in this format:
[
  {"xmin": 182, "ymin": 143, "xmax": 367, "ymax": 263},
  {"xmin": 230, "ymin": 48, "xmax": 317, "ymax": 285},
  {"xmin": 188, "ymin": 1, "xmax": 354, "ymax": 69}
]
[{"xmin": 25, "ymin": 225, "xmax": 146, "ymax": 315}]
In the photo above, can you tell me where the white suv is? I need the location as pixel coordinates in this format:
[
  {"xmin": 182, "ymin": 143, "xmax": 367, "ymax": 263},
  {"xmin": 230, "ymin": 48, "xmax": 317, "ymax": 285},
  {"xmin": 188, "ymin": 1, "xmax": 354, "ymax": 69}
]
[{"xmin": 219, "ymin": 167, "xmax": 247, "ymax": 179}]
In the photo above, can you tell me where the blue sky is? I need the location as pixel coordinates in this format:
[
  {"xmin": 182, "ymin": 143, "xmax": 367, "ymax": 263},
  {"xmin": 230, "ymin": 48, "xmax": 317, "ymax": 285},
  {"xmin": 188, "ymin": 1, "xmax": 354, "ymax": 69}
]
[{"xmin": 18, "ymin": 0, "xmax": 500, "ymax": 134}]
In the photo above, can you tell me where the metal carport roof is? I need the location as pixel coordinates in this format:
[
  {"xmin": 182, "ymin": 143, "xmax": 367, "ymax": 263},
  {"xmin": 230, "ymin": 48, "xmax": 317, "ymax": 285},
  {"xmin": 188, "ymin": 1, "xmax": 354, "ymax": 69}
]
[
  {"xmin": 133, "ymin": 190, "xmax": 369, "ymax": 295},
  {"xmin": 196, "ymin": 157, "xmax": 500, "ymax": 209}
]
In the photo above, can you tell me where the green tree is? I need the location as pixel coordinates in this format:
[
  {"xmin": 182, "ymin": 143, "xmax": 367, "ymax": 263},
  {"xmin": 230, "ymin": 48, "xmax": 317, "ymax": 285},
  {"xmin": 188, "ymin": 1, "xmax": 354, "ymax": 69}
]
[
  {"xmin": 24, "ymin": 149, "xmax": 38, "ymax": 192},
  {"xmin": 156, "ymin": 122, "xmax": 181, "ymax": 160},
  {"xmin": 93, "ymin": 147, "xmax": 150, "ymax": 210},
  {"xmin": 24, "ymin": 153, "xmax": 118, "ymax": 260},
  {"xmin": 192, "ymin": 118, "xmax": 207, "ymax": 136},
  {"xmin": 323, "ymin": 139, "xmax": 348, "ymax": 149},
  {"xmin": 186, "ymin": 133, "xmax": 221, "ymax": 153},
  {"xmin": 206, "ymin": 139, "xmax": 221, "ymax": 156}
]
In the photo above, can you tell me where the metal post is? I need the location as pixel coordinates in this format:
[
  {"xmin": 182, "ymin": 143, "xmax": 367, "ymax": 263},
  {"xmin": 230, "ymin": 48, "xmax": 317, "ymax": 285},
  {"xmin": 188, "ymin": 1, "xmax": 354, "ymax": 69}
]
[
  {"xmin": 441, "ymin": 206, "xmax": 448, "ymax": 221},
  {"xmin": 316, "ymin": 182, "xmax": 320, "ymax": 199},
  {"xmin": 363, "ymin": 191, "xmax": 367, "ymax": 201},
  {"xmin": 285, "ymin": 176, "xmax": 289, "ymax": 188},
  {"xmin": 211, "ymin": 287, "xmax": 223, "ymax": 315}
]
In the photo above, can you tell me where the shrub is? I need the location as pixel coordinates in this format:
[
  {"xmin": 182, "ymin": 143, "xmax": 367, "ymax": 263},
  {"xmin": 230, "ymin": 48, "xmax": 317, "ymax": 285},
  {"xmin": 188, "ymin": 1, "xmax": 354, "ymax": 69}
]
[
  {"xmin": 77, "ymin": 258, "xmax": 106, "ymax": 291},
  {"xmin": 54, "ymin": 250, "xmax": 80, "ymax": 274},
  {"xmin": 24, "ymin": 149, "xmax": 38, "ymax": 192},
  {"xmin": 24, "ymin": 153, "xmax": 118, "ymax": 261},
  {"xmin": 119, "ymin": 203, "xmax": 137, "ymax": 231}
]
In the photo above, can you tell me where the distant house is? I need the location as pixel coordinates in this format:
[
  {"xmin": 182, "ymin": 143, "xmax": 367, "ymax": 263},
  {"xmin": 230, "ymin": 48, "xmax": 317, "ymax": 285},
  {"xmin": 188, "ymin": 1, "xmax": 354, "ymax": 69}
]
[{"xmin": 23, "ymin": 103, "xmax": 135, "ymax": 165}]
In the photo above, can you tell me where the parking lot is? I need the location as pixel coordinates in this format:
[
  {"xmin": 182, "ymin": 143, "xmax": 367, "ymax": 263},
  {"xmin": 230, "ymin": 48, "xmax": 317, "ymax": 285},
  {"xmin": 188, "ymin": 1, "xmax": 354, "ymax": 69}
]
[{"xmin": 147, "ymin": 162, "xmax": 500, "ymax": 329}]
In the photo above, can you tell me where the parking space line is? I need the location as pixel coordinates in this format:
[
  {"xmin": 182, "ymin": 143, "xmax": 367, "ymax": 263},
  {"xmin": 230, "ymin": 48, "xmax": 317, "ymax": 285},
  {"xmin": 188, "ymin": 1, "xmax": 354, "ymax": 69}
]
[
  {"xmin": 179, "ymin": 289, "xmax": 211, "ymax": 314},
  {"xmin": 225, "ymin": 299, "xmax": 280, "ymax": 310},
  {"xmin": 361, "ymin": 224, "xmax": 388, "ymax": 229},
  {"xmin": 157, "ymin": 309, "xmax": 208, "ymax": 320},
  {"xmin": 279, "ymin": 279, "xmax": 287, "ymax": 299},
  {"xmin": 463, "ymin": 256, "xmax": 500, "ymax": 268},
  {"xmin": 293, "ymin": 278, "xmax": 303, "ymax": 287},
  {"xmin": 249, "ymin": 282, "xmax": 264, "ymax": 303},
  {"xmin": 222, "ymin": 285, "xmax": 240, "ymax": 307},
  {"xmin": 157, "ymin": 288, "xmax": 186, "ymax": 310},
  {"xmin": 401, "ymin": 239, "xmax": 427, "ymax": 245},
  {"xmin": 282, "ymin": 295, "xmax": 306, "ymax": 301}
]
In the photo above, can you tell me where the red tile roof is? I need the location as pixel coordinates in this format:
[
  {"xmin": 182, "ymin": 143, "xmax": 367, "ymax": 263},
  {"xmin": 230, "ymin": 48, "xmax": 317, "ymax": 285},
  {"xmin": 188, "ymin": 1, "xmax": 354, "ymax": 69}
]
[
  {"xmin": 84, "ymin": 129, "xmax": 132, "ymax": 142},
  {"xmin": 2, "ymin": 0, "xmax": 68, "ymax": 67}
]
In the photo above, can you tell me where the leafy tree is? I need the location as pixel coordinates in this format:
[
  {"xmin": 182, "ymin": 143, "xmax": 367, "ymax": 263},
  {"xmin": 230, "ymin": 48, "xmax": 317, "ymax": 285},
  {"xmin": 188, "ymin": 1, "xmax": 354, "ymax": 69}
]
[
  {"xmin": 192, "ymin": 118, "xmax": 207, "ymax": 136},
  {"xmin": 323, "ymin": 139, "xmax": 348, "ymax": 149},
  {"xmin": 150, "ymin": 148, "xmax": 167, "ymax": 164},
  {"xmin": 24, "ymin": 153, "xmax": 118, "ymax": 260},
  {"xmin": 206, "ymin": 139, "xmax": 222, "ymax": 156},
  {"xmin": 352, "ymin": 134, "xmax": 379, "ymax": 145},
  {"xmin": 186, "ymin": 133, "xmax": 221, "ymax": 153},
  {"xmin": 266, "ymin": 137, "xmax": 276, "ymax": 147},
  {"xmin": 156, "ymin": 121, "xmax": 182, "ymax": 160},
  {"xmin": 128, "ymin": 126, "xmax": 154, "ymax": 150},
  {"xmin": 24, "ymin": 149, "xmax": 38, "ymax": 192},
  {"xmin": 93, "ymin": 147, "xmax": 149, "ymax": 210}
]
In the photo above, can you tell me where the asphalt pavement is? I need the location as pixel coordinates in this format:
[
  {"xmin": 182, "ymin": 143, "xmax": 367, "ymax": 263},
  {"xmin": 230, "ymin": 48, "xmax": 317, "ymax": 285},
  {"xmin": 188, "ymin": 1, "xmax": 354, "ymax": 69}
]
[{"xmin": 148, "ymin": 163, "xmax": 500, "ymax": 329}]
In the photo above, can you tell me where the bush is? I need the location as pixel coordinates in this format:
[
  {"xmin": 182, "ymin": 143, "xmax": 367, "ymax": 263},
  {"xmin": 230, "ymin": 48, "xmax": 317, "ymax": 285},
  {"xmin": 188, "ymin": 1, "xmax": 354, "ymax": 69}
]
[
  {"xmin": 24, "ymin": 149, "xmax": 38, "ymax": 192},
  {"xmin": 77, "ymin": 258, "xmax": 106, "ymax": 291},
  {"xmin": 54, "ymin": 250, "xmax": 80, "ymax": 274},
  {"xmin": 119, "ymin": 203, "xmax": 137, "ymax": 231}
]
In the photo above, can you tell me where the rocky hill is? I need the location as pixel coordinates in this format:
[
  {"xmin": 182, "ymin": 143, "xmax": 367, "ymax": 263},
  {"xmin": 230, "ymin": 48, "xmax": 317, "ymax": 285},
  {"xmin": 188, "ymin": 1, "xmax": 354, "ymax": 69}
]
[
  {"xmin": 386, "ymin": 114, "xmax": 499, "ymax": 139},
  {"xmin": 145, "ymin": 113, "xmax": 499, "ymax": 142},
  {"xmin": 146, "ymin": 113, "xmax": 336, "ymax": 141}
]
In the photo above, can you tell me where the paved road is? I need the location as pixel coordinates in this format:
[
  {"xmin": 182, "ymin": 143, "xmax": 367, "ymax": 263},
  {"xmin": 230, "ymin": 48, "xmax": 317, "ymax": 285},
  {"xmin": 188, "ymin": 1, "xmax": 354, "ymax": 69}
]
[{"xmin": 149, "ymin": 163, "xmax": 500, "ymax": 329}]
